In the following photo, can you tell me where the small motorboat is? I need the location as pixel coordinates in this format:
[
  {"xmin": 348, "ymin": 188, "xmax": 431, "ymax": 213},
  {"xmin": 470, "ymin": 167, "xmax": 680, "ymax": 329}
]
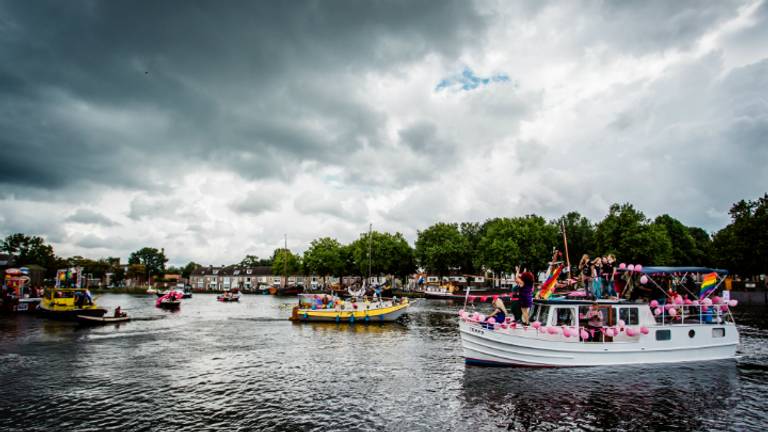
[
  {"xmin": 156, "ymin": 291, "xmax": 182, "ymax": 310},
  {"xmin": 76, "ymin": 314, "xmax": 131, "ymax": 326},
  {"xmin": 217, "ymin": 290, "xmax": 241, "ymax": 302}
]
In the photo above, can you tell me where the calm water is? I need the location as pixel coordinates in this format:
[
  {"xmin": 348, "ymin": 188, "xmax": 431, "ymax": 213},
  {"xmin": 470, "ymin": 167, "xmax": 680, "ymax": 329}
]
[{"xmin": 1, "ymin": 295, "xmax": 767, "ymax": 431}]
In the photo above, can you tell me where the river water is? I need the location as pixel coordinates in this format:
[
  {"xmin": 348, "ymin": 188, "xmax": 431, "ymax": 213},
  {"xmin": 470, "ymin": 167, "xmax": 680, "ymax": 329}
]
[{"xmin": 1, "ymin": 294, "xmax": 766, "ymax": 431}]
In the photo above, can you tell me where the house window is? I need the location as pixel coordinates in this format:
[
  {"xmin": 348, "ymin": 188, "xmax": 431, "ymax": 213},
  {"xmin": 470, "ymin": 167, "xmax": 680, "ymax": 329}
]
[
  {"xmin": 246, "ymin": 269, "xmax": 252, "ymax": 275},
  {"xmin": 656, "ymin": 330, "xmax": 671, "ymax": 341},
  {"xmin": 234, "ymin": 270, "xmax": 240, "ymax": 276},
  {"xmin": 213, "ymin": 270, "xmax": 219, "ymax": 275},
  {"xmin": 713, "ymin": 328, "xmax": 725, "ymax": 338},
  {"xmin": 619, "ymin": 307, "xmax": 639, "ymax": 325}
]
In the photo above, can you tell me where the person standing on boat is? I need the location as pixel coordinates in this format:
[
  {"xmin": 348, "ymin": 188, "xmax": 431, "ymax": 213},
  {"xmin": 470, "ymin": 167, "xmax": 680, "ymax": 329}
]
[
  {"xmin": 602, "ymin": 256, "xmax": 616, "ymax": 297},
  {"xmin": 591, "ymin": 258, "xmax": 603, "ymax": 299},
  {"xmin": 515, "ymin": 266, "xmax": 535, "ymax": 325},
  {"xmin": 578, "ymin": 254, "xmax": 590, "ymax": 291},
  {"xmin": 586, "ymin": 302, "xmax": 604, "ymax": 342}
]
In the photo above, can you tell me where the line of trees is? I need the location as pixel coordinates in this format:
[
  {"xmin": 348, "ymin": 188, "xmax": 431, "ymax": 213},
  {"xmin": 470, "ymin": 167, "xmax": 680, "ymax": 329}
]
[{"xmin": 2, "ymin": 194, "xmax": 766, "ymax": 284}]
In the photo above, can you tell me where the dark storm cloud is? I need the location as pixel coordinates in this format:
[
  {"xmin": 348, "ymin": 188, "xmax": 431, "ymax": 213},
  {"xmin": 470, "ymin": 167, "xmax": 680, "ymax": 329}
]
[
  {"xmin": 0, "ymin": 0, "xmax": 488, "ymax": 192},
  {"xmin": 66, "ymin": 208, "xmax": 118, "ymax": 226}
]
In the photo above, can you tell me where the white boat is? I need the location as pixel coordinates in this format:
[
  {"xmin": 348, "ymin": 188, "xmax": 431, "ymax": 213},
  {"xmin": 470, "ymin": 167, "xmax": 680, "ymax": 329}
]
[{"xmin": 459, "ymin": 266, "xmax": 739, "ymax": 367}]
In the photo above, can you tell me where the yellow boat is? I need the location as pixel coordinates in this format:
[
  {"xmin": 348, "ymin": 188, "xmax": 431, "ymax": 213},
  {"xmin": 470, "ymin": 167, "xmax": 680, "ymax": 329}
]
[
  {"xmin": 37, "ymin": 288, "xmax": 107, "ymax": 320},
  {"xmin": 290, "ymin": 295, "xmax": 411, "ymax": 323}
]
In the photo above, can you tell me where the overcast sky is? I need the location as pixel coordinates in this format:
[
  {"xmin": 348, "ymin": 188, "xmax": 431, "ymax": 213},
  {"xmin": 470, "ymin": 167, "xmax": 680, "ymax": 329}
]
[{"xmin": 1, "ymin": 0, "xmax": 766, "ymax": 266}]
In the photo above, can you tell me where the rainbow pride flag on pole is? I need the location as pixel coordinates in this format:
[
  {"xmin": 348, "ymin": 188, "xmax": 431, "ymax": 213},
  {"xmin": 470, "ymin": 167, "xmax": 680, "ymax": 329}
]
[
  {"xmin": 699, "ymin": 272, "xmax": 718, "ymax": 299},
  {"xmin": 536, "ymin": 265, "xmax": 563, "ymax": 300}
]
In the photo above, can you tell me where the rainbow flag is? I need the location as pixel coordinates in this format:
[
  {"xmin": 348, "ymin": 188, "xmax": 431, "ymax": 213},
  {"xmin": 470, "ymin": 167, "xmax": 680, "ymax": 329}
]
[
  {"xmin": 699, "ymin": 272, "xmax": 718, "ymax": 299},
  {"xmin": 536, "ymin": 265, "xmax": 563, "ymax": 299}
]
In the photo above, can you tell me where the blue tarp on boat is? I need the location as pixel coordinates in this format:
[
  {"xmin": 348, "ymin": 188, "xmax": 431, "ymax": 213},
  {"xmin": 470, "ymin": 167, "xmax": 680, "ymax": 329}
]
[{"xmin": 631, "ymin": 266, "xmax": 728, "ymax": 275}]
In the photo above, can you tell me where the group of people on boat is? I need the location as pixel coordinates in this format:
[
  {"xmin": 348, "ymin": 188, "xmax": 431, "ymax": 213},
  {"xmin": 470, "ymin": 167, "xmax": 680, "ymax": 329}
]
[{"xmin": 577, "ymin": 254, "xmax": 619, "ymax": 299}]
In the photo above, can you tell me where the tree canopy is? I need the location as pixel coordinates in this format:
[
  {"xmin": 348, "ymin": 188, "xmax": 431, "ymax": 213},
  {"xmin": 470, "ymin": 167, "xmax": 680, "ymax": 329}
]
[
  {"xmin": 415, "ymin": 222, "xmax": 469, "ymax": 276},
  {"xmin": 349, "ymin": 230, "xmax": 415, "ymax": 278},
  {"xmin": 712, "ymin": 194, "xmax": 768, "ymax": 276},
  {"xmin": 128, "ymin": 247, "xmax": 168, "ymax": 279},
  {"xmin": 594, "ymin": 204, "xmax": 673, "ymax": 264},
  {"xmin": 303, "ymin": 237, "xmax": 345, "ymax": 276},
  {"xmin": 271, "ymin": 248, "xmax": 302, "ymax": 275},
  {"xmin": 1, "ymin": 233, "xmax": 58, "ymax": 276}
]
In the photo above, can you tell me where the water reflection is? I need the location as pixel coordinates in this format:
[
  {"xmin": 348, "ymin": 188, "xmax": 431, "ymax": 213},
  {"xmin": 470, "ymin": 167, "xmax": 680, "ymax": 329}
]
[{"xmin": 461, "ymin": 361, "xmax": 738, "ymax": 431}]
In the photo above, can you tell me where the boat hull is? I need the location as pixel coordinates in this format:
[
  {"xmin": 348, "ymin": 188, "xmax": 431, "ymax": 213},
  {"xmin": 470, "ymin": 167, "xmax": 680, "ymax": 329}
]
[
  {"xmin": 217, "ymin": 297, "xmax": 240, "ymax": 302},
  {"xmin": 459, "ymin": 320, "xmax": 739, "ymax": 367},
  {"xmin": 37, "ymin": 306, "xmax": 107, "ymax": 320},
  {"xmin": 76, "ymin": 315, "xmax": 131, "ymax": 325},
  {"xmin": 292, "ymin": 302, "xmax": 410, "ymax": 323},
  {"xmin": 157, "ymin": 301, "xmax": 181, "ymax": 310}
]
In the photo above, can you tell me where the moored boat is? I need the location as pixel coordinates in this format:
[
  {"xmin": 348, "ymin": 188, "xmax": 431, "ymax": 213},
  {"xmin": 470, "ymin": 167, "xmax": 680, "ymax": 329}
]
[{"xmin": 459, "ymin": 267, "xmax": 739, "ymax": 367}]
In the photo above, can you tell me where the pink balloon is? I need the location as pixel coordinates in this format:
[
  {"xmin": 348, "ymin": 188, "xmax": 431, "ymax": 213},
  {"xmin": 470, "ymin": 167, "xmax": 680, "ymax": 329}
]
[
  {"xmin": 626, "ymin": 328, "xmax": 636, "ymax": 337},
  {"xmin": 654, "ymin": 307, "xmax": 662, "ymax": 316},
  {"xmin": 712, "ymin": 296, "xmax": 722, "ymax": 305},
  {"xmin": 684, "ymin": 298, "xmax": 692, "ymax": 305},
  {"xmin": 547, "ymin": 327, "xmax": 558, "ymax": 335},
  {"xmin": 480, "ymin": 296, "xmax": 488, "ymax": 302},
  {"xmin": 532, "ymin": 321, "xmax": 541, "ymax": 329},
  {"xmin": 640, "ymin": 326, "xmax": 649, "ymax": 335},
  {"xmin": 500, "ymin": 324, "xmax": 508, "ymax": 329},
  {"xmin": 618, "ymin": 319, "xmax": 626, "ymax": 328},
  {"xmin": 510, "ymin": 322, "xmax": 517, "ymax": 329},
  {"xmin": 627, "ymin": 264, "xmax": 635, "ymax": 271},
  {"xmin": 472, "ymin": 312, "xmax": 481, "ymax": 320},
  {"xmin": 539, "ymin": 326, "xmax": 548, "ymax": 333},
  {"xmin": 665, "ymin": 303, "xmax": 674, "ymax": 310},
  {"xmin": 650, "ymin": 300, "xmax": 659, "ymax": 308},
  {"xmin": 487, "ymin": 317, "xmax": 496, "ymax": 325},
  {"xmin": 728, "ymin": 299, "xmax": 738, "ymax": 307},
  {"xmin": 692, "ymin": 300, "xmax": 700, "ymax": 306},
  {"xmin": 635, "ymin": 265, "xmax": 643, "ymax": 272},
  {"xmin": 478, "ymin": 314, "xmax": 486, "ymax": 322},
  {"xmin": 720, "ymin": 305, "xmax": 729, "ymax": 312},
  {"xmin": 674, "ymin": 295, "xmax": 683, "ymax": 305},
  {"xmin": 702, "ymin": 298, "xmax": 713, "ymax": 306},
  {"xmin": 562, "ymin": 327, "xmax": 571, "ymax": 337},
  {"xmin": 605, "ymin": 328, "xmax": 614, "ymax": 337},
  {"xmin": 702, "ymin": 305, "xmax": 709, "ymax": 312},
  {"xmin": 669, "ymin": 308, "xmax": 677, "ymax": 317},
  {"xmin": 640, "ymin": 275, "xmax": 649, "ymax": 284},
  {"xmin": 580, "ymin": 329, "xmax": 589, "ymax": 340},
  {"xmin": 619, "ymin": 263, "xmax": 627, "ymax": 270}
]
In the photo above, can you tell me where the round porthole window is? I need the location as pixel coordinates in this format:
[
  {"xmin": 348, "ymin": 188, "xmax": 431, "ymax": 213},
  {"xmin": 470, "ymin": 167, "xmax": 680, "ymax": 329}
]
[{"xmin": 688, "ymin": 329, "xmax": 695, "ymax": 338}]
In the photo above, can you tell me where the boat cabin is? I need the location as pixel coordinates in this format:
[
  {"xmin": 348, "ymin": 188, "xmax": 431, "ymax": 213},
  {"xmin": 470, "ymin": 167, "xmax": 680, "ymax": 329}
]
[{"xmin": 532, "ymin": 299, "xmax": 734, "ymax": 343}]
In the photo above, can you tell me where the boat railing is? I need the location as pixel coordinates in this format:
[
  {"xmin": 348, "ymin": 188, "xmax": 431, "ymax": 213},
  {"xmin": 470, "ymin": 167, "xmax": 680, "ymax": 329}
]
[{"xmin": 653, "ymin": 304, "xmax": 735, "ymax": 325}]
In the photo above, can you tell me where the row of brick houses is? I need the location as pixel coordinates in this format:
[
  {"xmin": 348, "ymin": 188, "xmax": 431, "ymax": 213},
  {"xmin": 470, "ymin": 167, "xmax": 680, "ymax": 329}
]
[{"xmin": 188, "ymin": 266, "xmax": 394, "ymax": 292}]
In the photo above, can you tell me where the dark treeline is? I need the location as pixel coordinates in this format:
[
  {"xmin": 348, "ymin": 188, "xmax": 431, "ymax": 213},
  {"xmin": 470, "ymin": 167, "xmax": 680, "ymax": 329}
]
[{"xmin": 2, "ymin": 194, "xmax": 767, "ymax": 282}]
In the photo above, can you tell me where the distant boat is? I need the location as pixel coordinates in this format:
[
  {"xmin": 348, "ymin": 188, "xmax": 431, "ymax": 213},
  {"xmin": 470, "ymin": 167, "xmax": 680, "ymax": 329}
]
[
  {"xmin": 217, "ymin": 290, "xmax": 241, "ymax": 302},
  {"xmin": 156, "ymin": 291, "xmax": 182, "ymax": 310}
]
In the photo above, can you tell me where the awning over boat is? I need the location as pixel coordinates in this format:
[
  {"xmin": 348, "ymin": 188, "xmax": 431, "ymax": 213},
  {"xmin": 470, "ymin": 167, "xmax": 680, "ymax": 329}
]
[{"xmin": 635, "ymin": 266, "xmax": 728, "ymax": 275}]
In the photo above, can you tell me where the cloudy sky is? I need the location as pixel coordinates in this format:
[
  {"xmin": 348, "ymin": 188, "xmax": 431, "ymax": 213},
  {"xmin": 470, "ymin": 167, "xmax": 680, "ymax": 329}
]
[{"xmin": 1, "ymin": 0, "xmax": 766, "ymax": 266}]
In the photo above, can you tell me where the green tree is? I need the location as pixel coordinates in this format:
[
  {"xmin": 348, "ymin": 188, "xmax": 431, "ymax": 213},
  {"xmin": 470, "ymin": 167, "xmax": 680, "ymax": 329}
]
[
  {"xmin": 459, "ymin": 222, "xmax": 482, "ymax": 274},
  {"xmin": 415, "ymin": 223, "xmax": 469, "ymax": 276},
  {"xmin": 687, "ymin": 227, "xmax": 713, "ymax": 266},
  {"xmin": 181, "ymin": 262, "xmax": 202, "ymax": 279},
  {"xmin": 475, "ymin": 215, "xmax": 559, "ymax": 274},
  {"xmin": 303, "ymin": 237, "xmax": 345, "ymax": 277},
  {"xmin": 594, "ymin": 204, "xmax": 672, "ymax": 264},
  {"xmin": 349, "ymin": 231, "xmax": 415, "ymax": 278},
  {"xmin": 271, "ymin": 248, "xmax": 302, "ymax": 275},
  {"xmin": 128, "ymin": 247, "xmax": 168, "ymax": 281},
  {"xmin": 712, "ymin": 194, "xmax": 768, "ymax": 276},
  {"xmin": 554, "ymin": 212, "xmax": 595, "ymax": 264},
  {"xmin": 1, "ymin": 233, "xmax": 58, "ymax": 277},
  {"xmin": 240, "ymin": 255, "xmax": 272, "ymax": 267},
  {"xmin": 654, "ymin": 214, "xmax": 697, "ymax": 265}
]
